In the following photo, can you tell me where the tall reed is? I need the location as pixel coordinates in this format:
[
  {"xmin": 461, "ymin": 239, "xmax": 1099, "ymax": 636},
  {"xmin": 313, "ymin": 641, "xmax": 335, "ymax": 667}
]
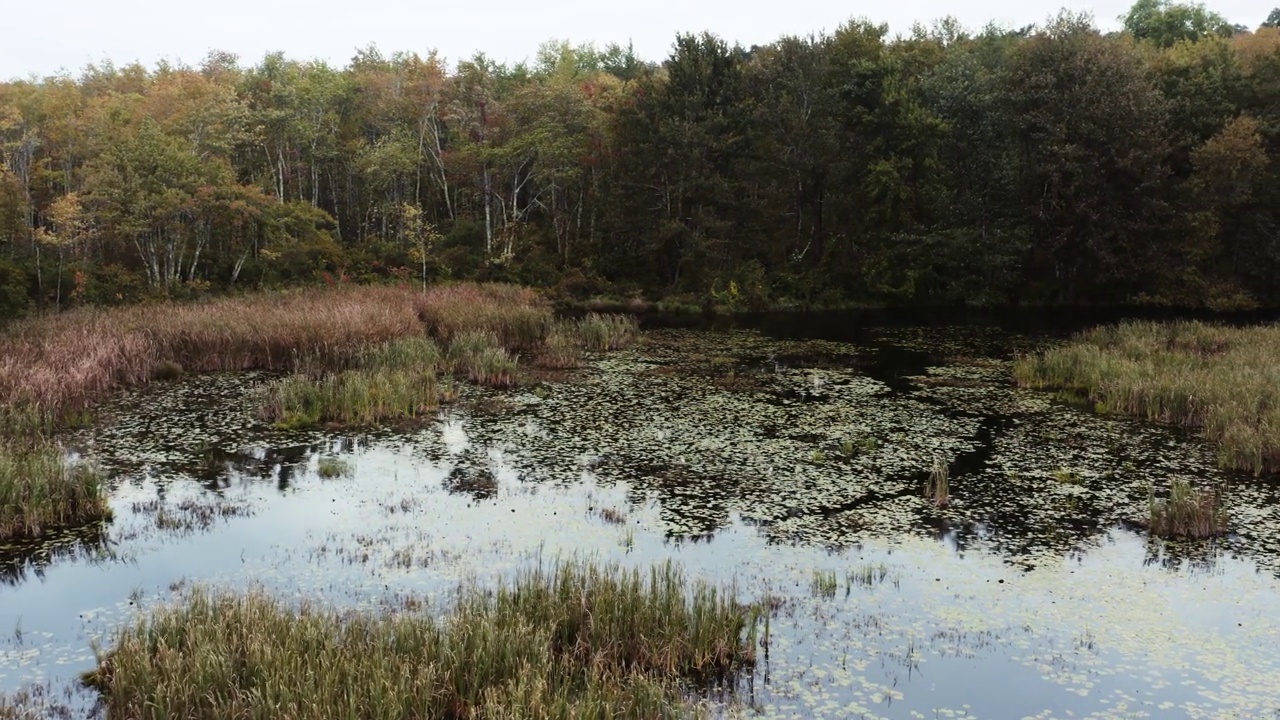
[
  {"xmin": 86, "ymin": 560, "xmax": 756, "ymax": 719},
  {"xmin": 1015, "ymin": 321, "xmax": 1280, "ymax": 474},
  {"xmin": 416, "ymin": 283, "xmax": 554, "ymax": 351}
]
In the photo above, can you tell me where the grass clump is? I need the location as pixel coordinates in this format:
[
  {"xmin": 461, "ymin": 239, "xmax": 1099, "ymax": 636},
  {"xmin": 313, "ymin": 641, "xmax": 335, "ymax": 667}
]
[
  {"xmin": 316, "ymin": 457, "xmax": 353, "ymax": 479},
  {"xmin": 263, "ymin": 368, "xmax": 446, "ymax": 428},
  {"xmin": 1015, "ymin": 321, "xmax": 1280, "ymax": 474},
  {"xmin": 576, "ymin": 313, "xmax": 640, "ymax": 351},
  {"xmin": 926, "ymin": 458, "xmax": 951, "ymax": 507},
  {"xmin": 0, "ymin": 439, "xmax": 110, "ymax": 541},
  {"xmin": 1147, "ymin": 478, "xmax": 1228, "ymax": 539},
  {"xmin": 847, "ymin": 563, "xmax": 892, "ymax": 588},
  {"xmin": 536, "ymin": 322, "xmax": 584, "ymax": 369},
  {"xmin": 85, "ymin": 560, "xmax": 757, "ymax": 719},
  {"xmin": 263, "ymin": 337, "xmax": 451, "ymax": 428},
  {"xmin": 810, "ymin": 570, "xmax": 838, "ymax": 599},
  {"xmin": 446, "ymin": 331, "xmax": 519, "ymax": 387}
]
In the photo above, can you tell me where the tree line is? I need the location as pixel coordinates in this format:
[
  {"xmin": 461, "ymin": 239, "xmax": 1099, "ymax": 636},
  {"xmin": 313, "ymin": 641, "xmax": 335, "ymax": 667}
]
[{"xmin": 2, "ymin": 1, "xmax": 1279, "ymax": 315}]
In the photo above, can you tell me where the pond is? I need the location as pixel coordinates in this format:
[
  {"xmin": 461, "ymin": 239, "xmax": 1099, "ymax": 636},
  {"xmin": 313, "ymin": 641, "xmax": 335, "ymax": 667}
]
[{"xmin": 2, "ymin": 311, "xmax": 1280, "ymax": 719}]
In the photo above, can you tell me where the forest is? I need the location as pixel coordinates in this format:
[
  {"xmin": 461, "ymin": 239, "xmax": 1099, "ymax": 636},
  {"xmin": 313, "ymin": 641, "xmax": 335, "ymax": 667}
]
[{"xmin": 1, "ymin": 0, "xmax": 1279, "ymax": 315}]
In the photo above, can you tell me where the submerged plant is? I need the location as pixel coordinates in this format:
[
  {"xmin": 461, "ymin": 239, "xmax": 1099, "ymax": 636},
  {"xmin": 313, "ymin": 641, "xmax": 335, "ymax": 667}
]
[
  {"xmin": 1147, "ymin": 478, "xmax": 1227, "ymax": 539},
  {"xmin": 1052, "ymin": 467, "xmax": 1083, "ymax": 485}
]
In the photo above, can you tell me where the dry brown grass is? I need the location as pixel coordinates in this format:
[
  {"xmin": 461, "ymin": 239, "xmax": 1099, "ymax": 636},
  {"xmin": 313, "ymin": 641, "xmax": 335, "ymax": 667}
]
[
  {"xmin": 416, "ymin": 283, "xmax": 553, "ymax": 351},
  {"xmin": 0, "ymin": 283, "xmax": 582, "ymax": 429},
  {"xmin": 0, "ymin": 286, "xmax": 425, "ymax": 425}
]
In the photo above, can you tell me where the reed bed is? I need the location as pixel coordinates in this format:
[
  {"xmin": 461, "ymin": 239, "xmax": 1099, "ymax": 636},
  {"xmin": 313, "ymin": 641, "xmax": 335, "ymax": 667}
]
[
  {"xmin": 417, "ymin": 283, "xmax": 554, "ymax": 351},
  {"xmin": 577, "ymin": 313, "xmax": 641, "ymax": 352},
  {"xmin": 1015, "ymin": 321, "xmax": 1280, "ymax": 474},
  {"xmin": 0, "ymin": 439, "xmax": 109, "ymax": 541},
  {"xmin": 1147, "ymin": 478, "xmax": 1228, "ymax": 538},
  {"xmin": 536, "ymin": 322, "xmax": 585, "ymax": 369},
  {"xmin": 445, "ymin": 331, "xmax": 520, "ymax": 387},
  {"xmin": 0, "ymin": 285, "xmax": 426, "ymax": 423},
  {"xmin": 261, "ymin": 338, "xmax": 450, "ymax": 428},
  {"xmin": 86, "ymin": 560, "xmax": 757, "ymax": 719}
]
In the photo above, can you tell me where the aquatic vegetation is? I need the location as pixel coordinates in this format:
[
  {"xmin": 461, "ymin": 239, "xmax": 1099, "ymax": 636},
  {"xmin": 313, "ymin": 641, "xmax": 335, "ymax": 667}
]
[
  {"xmin": 1052, "ymin": 467, "xmax": 1083, "ymax": 485},
  {"xmin": 536, "ymin": 322, "xmax": 584, "ymax": 369},
  {"xmin": 840, "ymin": 435, "xmax": 878, "ymax": 457},
  {"xmin": 810, "ymin": 570, "xmax": 838, "ymax": 599},
  {"xmin": 1015, "ymin": 321, "xmax": 1280, "ymax": 474},
  {"xmin": 598, "ymin": 507, "xmax": 627, "ymax": 525},
  {"xmin": 263, "ymin": 336, "xmax": 452, "ymax": 428},
  {"xmin": 446, "ymin": 331, "xmax": 519, "ymax": 387},
  {"xmin": 811, "ymin": 449, "xmax": 827, "ymax": 463},
  {"xmin": 150, "ymin": 360, "xmax": 184, "ymax": 381},
  {"xmin": 132, "ymin": 497, "xmax": 254, "ymax": 534},
  {"xmin": 1147, "ymin": 478, "xmax": 1227, "ymax": 539},
  {"xmin": 84, "ymin": 560, "xmax": 756, "ymax": 718},
  {"xmin": 316, "ymin": 458, "xmax": 352, "ymax": 479},
  {"xmin": 0, "ymin": 439, "xmax": 110, "ymax": 541},
  {"xmin": 847, "ymin": 563, "xmax": 892, "ymax": 588},
  {"xmin": 262, "ymin": 368, "xmax": 445, "ymax": 428},
  {"xmin": 0, "ymin": 286, "xmax": 428, "ymax": 422},
  {"xmin": 926, "ymin": 458, "xmax": 951, "ymax": 507},
  {"xmin": 444, "ymin": 465, "xmax": 500, "ymax": 499},
  {"xmin": 416, "ymin": 282, "xmax": 553, "ymax": 351},
  {"xmin": 576, "ymin": 313, "xmax": 640, "ymax": 352}
]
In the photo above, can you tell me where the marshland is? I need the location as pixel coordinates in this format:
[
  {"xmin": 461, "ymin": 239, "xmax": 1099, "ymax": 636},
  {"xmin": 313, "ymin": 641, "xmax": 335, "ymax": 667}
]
[
  {"xmin": 1, "ymin": 286, "xmax": 1279, "ymax": 719},
  {"xmin": 4, "ymin": 1, "xmax": 1280, "ymax": 716}
]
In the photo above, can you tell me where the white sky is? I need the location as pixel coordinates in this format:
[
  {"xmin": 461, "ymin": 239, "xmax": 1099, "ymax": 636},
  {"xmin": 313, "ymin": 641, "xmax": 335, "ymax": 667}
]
[{"xmin": 2, "ymin": 0, "xmax": 1272, "ymax": 80}]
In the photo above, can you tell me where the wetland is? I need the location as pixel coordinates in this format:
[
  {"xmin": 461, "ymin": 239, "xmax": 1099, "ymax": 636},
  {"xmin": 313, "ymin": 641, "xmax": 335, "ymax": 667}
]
[{"xmin": 3, "ymin": 304, "xmax": 1280, "ymax": 719}]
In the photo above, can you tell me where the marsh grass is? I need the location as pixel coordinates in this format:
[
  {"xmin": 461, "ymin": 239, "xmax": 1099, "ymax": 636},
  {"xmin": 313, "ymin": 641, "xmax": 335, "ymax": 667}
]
[
  {"xmin": 316, "ymin": 458, "xmax": 353, "ymax": 479},
  {"xmin": 0, "ymin": 440, "xmax": 110, "ymax": 541},
  {"xmin": 846, "ymin": 563, "xmax": 892, "ymax": 589},
  {"xmin": 536, "ymin": 323, "xmax": 585, "ymax": 369},
  {"xmin": 262, "ymin": 336, "xmax": 455, "ymax": 428},
  {"xmin": 1147, "ymin": 478, "xmax": 1228, "ymax": 538},
  {"xmin": 1015, "ymin": 321, "xmax": 1280, "ymax": 474},
  {"xmin": 417, "ymin": 283, "xmax": 553, "ymax": 351},
  {"xmin": 926, "ymin": 458, "xmax": 951, "ymax": 507},
  {"xmin": 577, "ymin": 313, "xmax": 640, "ymax": 352},
  {"xmin": 85, "ymin": 560, "xmax": 757, "ymax": 719},
  {"xmin": 810, "ymin": 570, "xmax": 838, "ymax": 599},
  {"xmin": 446, "ymin": 331, "xmax": 519, "ymax": 387}
]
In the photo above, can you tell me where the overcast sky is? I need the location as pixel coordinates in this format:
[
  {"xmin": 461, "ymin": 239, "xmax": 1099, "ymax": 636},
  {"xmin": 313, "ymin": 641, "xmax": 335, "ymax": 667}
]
[{"xmin": 2, "ymin": 0, "xmax": 1272, "ymax": 80}]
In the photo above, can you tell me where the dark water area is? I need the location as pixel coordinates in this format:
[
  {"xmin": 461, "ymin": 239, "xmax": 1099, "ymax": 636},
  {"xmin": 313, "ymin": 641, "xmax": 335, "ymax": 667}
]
[{"xmin": 3, "ymin": 312, "xmax": 1280, "ymax": 718}]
